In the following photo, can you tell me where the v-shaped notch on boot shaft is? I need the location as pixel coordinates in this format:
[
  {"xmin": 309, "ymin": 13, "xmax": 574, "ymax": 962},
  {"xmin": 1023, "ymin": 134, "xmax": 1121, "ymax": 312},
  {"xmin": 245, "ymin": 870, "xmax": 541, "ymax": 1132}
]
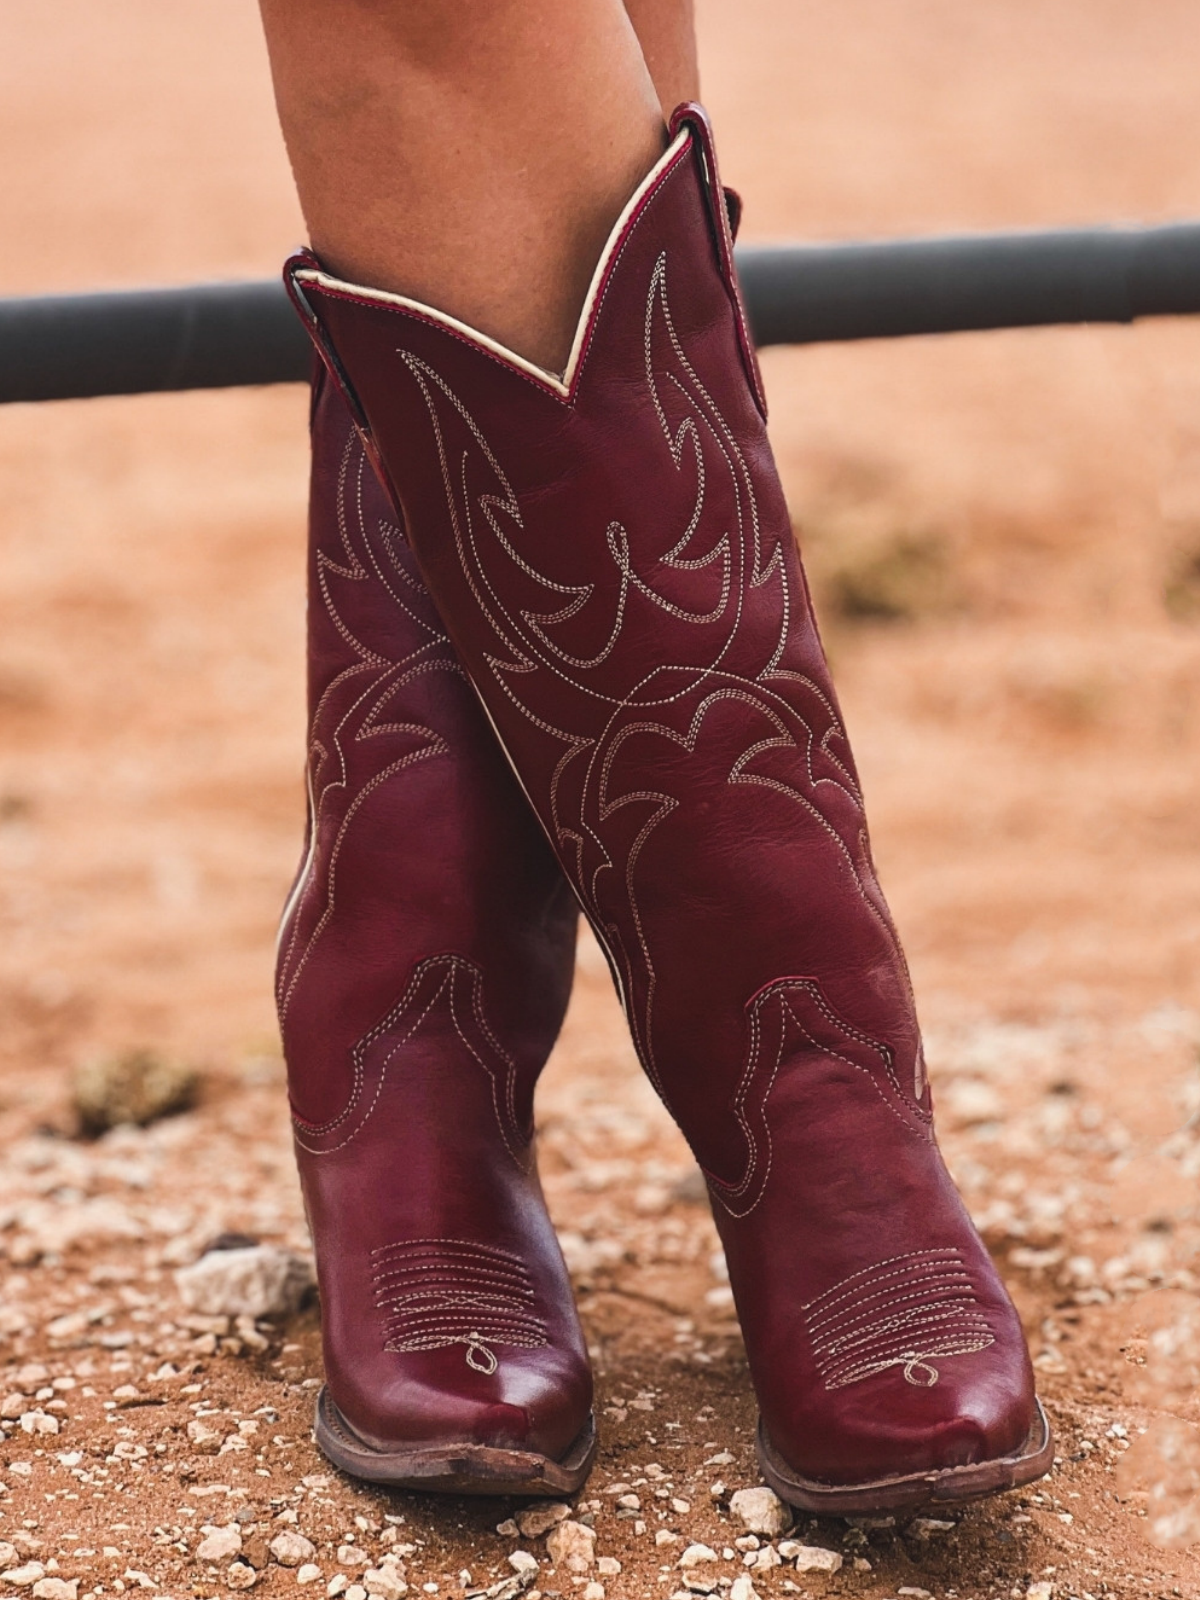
[{"xmin": 286, "ymin": 104, "xmax": 766, "ymax": 418}]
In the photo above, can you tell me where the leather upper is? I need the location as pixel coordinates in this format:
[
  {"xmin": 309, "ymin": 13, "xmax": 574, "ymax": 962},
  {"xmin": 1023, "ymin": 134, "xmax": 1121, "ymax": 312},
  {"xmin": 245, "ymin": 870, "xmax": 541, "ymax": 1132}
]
[
  {"xmin": 287, "ymin": 103, "xmax": 1039, "ymax": 1487},
  {"xmin": 277, "ymin": 370, "xmax": 588, "ymax": 1461}
]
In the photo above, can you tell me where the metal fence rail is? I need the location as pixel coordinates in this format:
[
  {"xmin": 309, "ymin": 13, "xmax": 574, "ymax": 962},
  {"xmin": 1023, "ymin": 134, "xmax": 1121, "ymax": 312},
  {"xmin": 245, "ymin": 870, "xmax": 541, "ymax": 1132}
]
[{"xmin": 3, "ymin": 220, "xmax": 1200, "ymax": 404}]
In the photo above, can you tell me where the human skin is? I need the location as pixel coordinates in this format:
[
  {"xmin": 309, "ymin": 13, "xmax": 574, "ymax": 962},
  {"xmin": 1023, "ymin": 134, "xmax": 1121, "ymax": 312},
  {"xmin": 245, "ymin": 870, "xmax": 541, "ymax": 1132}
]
[{"xmin": 257, "ymin": 0, "xmax": 698, "ymax": 373}]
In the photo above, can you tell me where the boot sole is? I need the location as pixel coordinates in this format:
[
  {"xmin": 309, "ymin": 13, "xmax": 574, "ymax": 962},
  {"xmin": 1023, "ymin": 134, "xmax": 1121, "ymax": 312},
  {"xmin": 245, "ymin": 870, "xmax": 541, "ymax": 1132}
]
[
  {"xmin": 313, "ymin": 1385, "xmax": 598, "ymax": 1497},
  {"xmin": 756, "ymin": 1397, "xmax": 1053, "ymax": 1516}
]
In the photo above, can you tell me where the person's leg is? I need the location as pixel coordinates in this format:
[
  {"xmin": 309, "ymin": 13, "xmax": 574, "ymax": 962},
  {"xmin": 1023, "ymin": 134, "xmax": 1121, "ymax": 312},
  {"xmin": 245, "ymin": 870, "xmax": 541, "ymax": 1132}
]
[
  {"xmin": 623, "ymin": 0, "xmax": 698, "ymax": 112},
  {"xmin": 258, "ymin": 0, "xmax": 668, "ymax": 372}
]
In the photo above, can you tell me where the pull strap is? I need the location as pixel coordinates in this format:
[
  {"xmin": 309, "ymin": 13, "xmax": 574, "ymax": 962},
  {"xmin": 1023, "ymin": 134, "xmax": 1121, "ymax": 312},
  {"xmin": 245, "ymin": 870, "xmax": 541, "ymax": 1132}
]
[{"xmin": 669, "ymin": 102, "xmax": 769, "ymax": 420}]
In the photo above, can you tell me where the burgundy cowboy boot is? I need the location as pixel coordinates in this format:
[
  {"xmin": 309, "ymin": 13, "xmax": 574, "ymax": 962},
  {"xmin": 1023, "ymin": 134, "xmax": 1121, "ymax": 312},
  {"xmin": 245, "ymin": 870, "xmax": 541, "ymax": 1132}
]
[
  {"xmin": 284, "ymin": 104, "xmax": 1052, "ymax": 1513},
  {"xmin": 276, "ymin": 366, "xmax": 593, "ymax": 1493}
]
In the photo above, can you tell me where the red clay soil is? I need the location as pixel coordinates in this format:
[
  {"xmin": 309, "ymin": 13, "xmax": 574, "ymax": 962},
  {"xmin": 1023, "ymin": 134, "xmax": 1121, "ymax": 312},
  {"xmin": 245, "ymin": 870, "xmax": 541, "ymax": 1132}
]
[{"xmin": 1, "ymin": 4, "xmax": 1198, "ymax": 1599}]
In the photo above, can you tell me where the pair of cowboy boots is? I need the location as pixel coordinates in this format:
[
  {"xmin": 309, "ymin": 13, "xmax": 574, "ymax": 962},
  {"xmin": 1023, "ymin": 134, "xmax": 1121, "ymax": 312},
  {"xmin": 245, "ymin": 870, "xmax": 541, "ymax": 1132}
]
[{"xmin": 277, "ymin": 104, "xmax": 1051, "ymax": 1513}]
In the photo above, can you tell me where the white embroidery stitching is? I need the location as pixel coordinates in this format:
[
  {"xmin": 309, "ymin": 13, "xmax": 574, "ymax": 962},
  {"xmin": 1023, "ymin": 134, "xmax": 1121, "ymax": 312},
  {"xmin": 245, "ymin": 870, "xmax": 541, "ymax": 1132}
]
[
  {"xmin": 376, "ymin": 247, "xmax": 928, "ymax": 1208},
  {"xmin": 803, "ymin": 1249, "xmax": 995, "ymax": 1390},
  {"xmin": 291, "ymin": 955, "xmax": 531, "ymax": 1168},
  {"xmin": 371, "ymin": 1238, "xmax": 548, "ymax": 1368},
  {"xmin": 276, "ymin": 426, "xmax": 459, "ymax": 1021}
]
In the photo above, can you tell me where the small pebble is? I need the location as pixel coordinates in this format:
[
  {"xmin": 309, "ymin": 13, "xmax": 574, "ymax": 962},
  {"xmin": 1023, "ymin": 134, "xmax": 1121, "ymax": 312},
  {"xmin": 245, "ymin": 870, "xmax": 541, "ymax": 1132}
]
[
  {"xmin": 361, "ymin": 1568, "xmax": 406, "ymax": 1600},
  {"xmin": 32, "ymin": 1583, "xmax": 78, "ymax": 1600},
  {"xmin": 270, "ymin": 1533, "xmax": 318, "ymax": 1569},
  {"xmin": 19, "ymin": 1412, "xmax": 59, "ymax": 1437},
  {"xmin": 196, "ymin": 1526, "xmax": 241, "ymax": 1563},
  {"xmin": 296, "ymin": 1568, "xmax": 322, "ymax": 1587},
  {"xmin": 545, "ymin": 1521, "xmax": 596, "ymax": 1573},
  {"xmin": 728, "ymin": 1488, "xmax": 790, "ymax": 1538},
  {"xmin": 515, "ymin": 1503, "xmax": 570, "ymax": 1540},
  {"xmin": 1, "ymin": 1565, "xmax": 46, "ymax": 1589},
  {"xmin": 789, "ymin": 1545, "xmax": 842, "ymax": 1576},
  {"xmin": 177, "ymin": 1245, "xmax": 315, "ymax": 1320}
]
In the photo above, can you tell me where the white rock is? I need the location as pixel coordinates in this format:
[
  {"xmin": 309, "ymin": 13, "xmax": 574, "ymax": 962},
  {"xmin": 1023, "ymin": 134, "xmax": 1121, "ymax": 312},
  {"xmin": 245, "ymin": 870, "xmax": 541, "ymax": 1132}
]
[
  {"xmin": 186, "ymin": 1418, "xmax": 223, "ymax": 1454},
  {"xmin": 506, "ymin": 1554, "xmax": 538, "ymax": 1575},
  {"xmin": 227, "ymin": 1565, "xmax": 258, "ymax": 1592},
  {"xmin": 0, "ymin": 1549, "xmax": 17, "ymax": 1571},
  {"xmin": 494, "ymin": 1522, "xmax": 518, "ymax": 1539},
  {"xmin": 545, "ymin": 1521, "xmax": 596, "ymax": 1573},
  {"xmin": 345, "ymin": 1588, "xmax": 367, "ymax": 1600},
  {"xmin": 515, "ymin": 1502, "xmax": 570, "ymax": 1539},
  {"xmin": 596, "ymin": 1558, "xmax": 621, "ymax": 1576},
  {"xmin": 729, "ymin": 1578, "xmax": 758, "ymax": 1600},
  {"xmin": 1026, "ymin": 1586, "xmax": 1054, "ymax": 1600},
  {"xmin": 677, "ymin": 1546, "xmax": 718, "ymax": 1569},
  {"xmin": 361, "ymin": 1569, "xmax": 406, "ymax": 1600},
  {"xmin": 176, "ymin": 1245, "xmax": 315, "ymax": 1319},
  {"xmin": 296, "ymin": 1568, "xmax": 322, "ymax": 1586},
  {"xmin": 19, "ymin": 1413, "xmax": 58, "ymax": 1437},
  {"xmin": 582, "ymin": 1585, "xmax": 604, "ymax": 1600},
  {"xmin": 18, "ymin": 1197, "xmax": 140, "ymax": 1258},
  {"xmin": 1, "ymin": 1566, "xmax": 45, "ymax": 1589},
  {"xmin": 196, "ymin": 1526, "xmax": 242, "ymax": 1563},
  {"xmin": 942, "ymin": 1077, "xmax": 1003, "ymax": 1126},
  {"xmin": 32, "ymin": 1583, "xmax": 77, "ymax": 1600},
  {"xmin": 728, "ymin": 1488, "xmax": 790, "ymax": 1538},
  {"xmin": 327, "ymin": 1579, "xmax": 348, "ymax": 1598},
  {"xmin": 749, "ymin": 1548, "xmax": 781, "ymax": 1573},
  {"xmin": 789, "ymin": 1545, "xmax": 842, "ymax": 1575},
  {"xmin": 654, "ymin": 1531, "xmax": 679, "ymax": 1548},
  {"xmin": 271, "ymin": 1534, "xmax": 318, "ymax": 1569}
]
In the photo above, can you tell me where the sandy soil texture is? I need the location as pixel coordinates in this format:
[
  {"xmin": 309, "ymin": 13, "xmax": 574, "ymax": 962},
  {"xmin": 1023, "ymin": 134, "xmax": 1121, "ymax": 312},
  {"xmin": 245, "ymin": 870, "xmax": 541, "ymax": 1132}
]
[{"xmin": 1, "ymin": 3, "xmax": 1198, "ymax": 1599}]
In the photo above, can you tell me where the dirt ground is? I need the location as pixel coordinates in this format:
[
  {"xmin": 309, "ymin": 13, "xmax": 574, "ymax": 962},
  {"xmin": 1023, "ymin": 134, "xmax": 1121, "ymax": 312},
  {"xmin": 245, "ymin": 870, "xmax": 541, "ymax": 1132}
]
[{"xmin": 2, "ymin": 3, "xmax": 1199, "ymax": 1598}]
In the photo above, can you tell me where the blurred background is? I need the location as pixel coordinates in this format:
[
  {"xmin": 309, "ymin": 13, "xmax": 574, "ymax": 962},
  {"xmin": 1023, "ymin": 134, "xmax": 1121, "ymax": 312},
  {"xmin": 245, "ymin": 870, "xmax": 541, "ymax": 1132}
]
[{"xmin": 0, "ymin": 2, "xmax": 1197, "ymax": 1594}]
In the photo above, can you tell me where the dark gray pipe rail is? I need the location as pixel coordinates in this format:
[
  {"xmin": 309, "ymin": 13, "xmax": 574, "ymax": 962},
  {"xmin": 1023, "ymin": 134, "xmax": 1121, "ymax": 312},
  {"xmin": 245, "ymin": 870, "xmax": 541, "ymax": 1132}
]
[{"xmin": 3, "ymin": 220, "xmax": 1200, "ymax": 403}]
